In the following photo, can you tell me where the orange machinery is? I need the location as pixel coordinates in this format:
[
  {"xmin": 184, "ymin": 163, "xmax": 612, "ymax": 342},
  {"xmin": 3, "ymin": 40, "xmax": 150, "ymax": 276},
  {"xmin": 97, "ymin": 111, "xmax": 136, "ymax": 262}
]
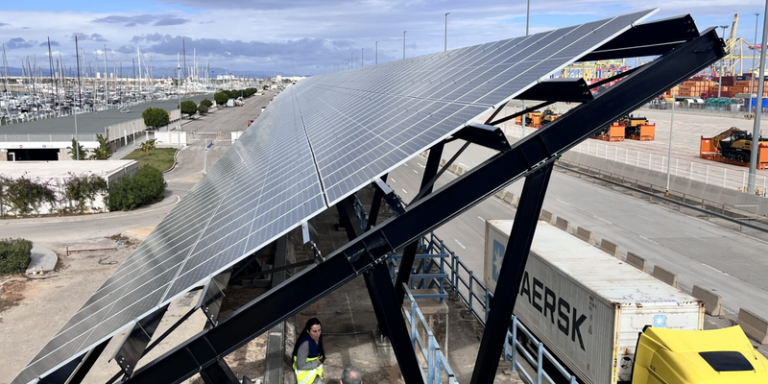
[
  {"xmin": 591, "ymin": 122, "xmax": 625, "ymax": 142},
  {"xmin": 700, "ymin": 132, "xmax": 768, "ymax": 169},
  {"xmin": 621, "ymin": 116, "xmax": 655, "ymax": 141}
]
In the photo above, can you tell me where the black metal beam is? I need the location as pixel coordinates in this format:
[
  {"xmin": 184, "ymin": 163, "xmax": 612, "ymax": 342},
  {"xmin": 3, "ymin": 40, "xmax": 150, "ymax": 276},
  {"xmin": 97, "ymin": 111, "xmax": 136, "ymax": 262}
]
[
  {"xmin": 337, "ymin": 196, "xmax": 423, "ymax": 383},
  {"xmin": 484, "ymin": 101, "xmax": 509, "ymax": 125},
  {"xmin": 199, "ymin": 358, "xmax": 240, "ymax": 384},
  {"xmin": 487, "ymin": 100, "xmax": 552, "ymax": 127},
  {"xmin": 515, "ymin": 78, "xmax": 593, "ymax": 102},
  {"xmin": 470, "ymin": 164, "xmax": 554, "ymax": 384},
  {"xmin": 39, "ymin": 340, "xmax": 109, "ymax": 384},
  {"xmin": 264, "ymin": 236, "xmax": 287, "ymax": 384},
  {"xmin": 125, "ymin": 28, "xmax": 724, "ymax": 384},
  {"xmin": 580, "ymin": 15, "xmax": 699, "ymax": 61},
  {"xmin": 111, "ymin": 305, "xmax": 168, "ymax": 378},
  {"xmin": 396, "ymin": 143, "xmax": 443, "ymax": 305},
  {"xmin": 367, "ymin": 174, "xmax": 388, "ymax": 231},
  {"xmin": 452, "ymin": 123, "xmax": 511, "ymax": 152},
  {"xmin": 198, "ymin": 269, "xmax": 232, "ymax": 329}
]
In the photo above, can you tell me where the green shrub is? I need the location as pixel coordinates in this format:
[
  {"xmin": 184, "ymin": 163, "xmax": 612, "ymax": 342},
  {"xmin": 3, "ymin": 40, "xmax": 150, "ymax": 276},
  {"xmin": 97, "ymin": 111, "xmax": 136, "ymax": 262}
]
[
  {"xmin": 64, "ymin": 174, "xmax": 108, "ymax": 213},
  {"xmin": 3, "ymin": 176, "xmax": 56, "ymax": 215},
  {"xmin": 200, "ymin": 99, "xmax": 213, "ymax": 108},
  {"xmin": 142, "ymin": 107, "xmax": 170, "ymax": 130},
  {"xmin": 214, "ymin": 92, "xmax": 229, "ymax": 106},
  {"xmin": 180, "ymin": 100, "xmax": 197, "ymax": 118},
  {"xmin": 0, "ymin": 238, "xmax": 33, "ymax": 275},
  {"xmin": 198, "ymin": 104, "xmax": 209, "ymax": 116},
  {"xmin": 107, "ymin": 166, "xmax": 167, "ymax": 211}
]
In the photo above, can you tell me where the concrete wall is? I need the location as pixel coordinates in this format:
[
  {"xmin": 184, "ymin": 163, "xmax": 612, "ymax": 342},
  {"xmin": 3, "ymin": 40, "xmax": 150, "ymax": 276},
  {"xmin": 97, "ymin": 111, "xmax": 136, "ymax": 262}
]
[{"xmin": 561, "ymin": 150, "xmax": 768, "ymax": 218}]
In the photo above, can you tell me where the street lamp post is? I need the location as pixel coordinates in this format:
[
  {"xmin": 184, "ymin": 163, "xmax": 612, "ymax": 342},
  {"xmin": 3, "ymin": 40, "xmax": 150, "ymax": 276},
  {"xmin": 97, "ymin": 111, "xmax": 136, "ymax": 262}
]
[
  {"xmin": 403, "ymin": 30, "xmax": 407, "ymax": 60},
  {"xmin": 748, "ymin": 2, "xmax": 768, "ymax": 193},
  {"xmin": 718, "ymin": 25, "xmax": 729, "ymax": 98},
  {"xmin": 666, "ymin": 92, "xmax": 676, "ymax": 195},
  {"xmin": 362, "ymin": 48, "xmax": 364, "ymax": 68},
  {"xmin": 445, "ymin": 12, "xmax": 450, "ymax": 52},
  {"xmin": 521, "ymin": 0, "xmax": 531, "ymax": 137},
  {"xmin": 375, "ymin": 41, "xmax": 378, "ymax": 65},
  {"xmin": 750, "ymin": 13, "xmax": 760, "ymax": 119}
]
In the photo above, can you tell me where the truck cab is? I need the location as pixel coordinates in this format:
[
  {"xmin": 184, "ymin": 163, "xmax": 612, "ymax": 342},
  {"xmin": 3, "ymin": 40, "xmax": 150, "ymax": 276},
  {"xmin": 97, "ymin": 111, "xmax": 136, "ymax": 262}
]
[{"xmin": 632, "ymin": 325, "xmax": 768, "ymax": 383}]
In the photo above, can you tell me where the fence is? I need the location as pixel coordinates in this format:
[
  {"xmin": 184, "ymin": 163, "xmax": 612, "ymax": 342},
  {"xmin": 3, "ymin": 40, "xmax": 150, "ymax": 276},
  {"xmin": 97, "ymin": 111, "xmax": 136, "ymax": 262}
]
[
  {"xmin": 402, "ymin": 284, "xmax": 458, "ymax": 384},
  {"xmin": 0, "ymin": 133, "xmax": 98, "ymax": 142},
  {"xmin": 504, "ymin": 125, "xmax": 768, "ymax": 195},
  {"xmin": 417, "ymin": 232, "xmax": 579, "ymax": 384}
]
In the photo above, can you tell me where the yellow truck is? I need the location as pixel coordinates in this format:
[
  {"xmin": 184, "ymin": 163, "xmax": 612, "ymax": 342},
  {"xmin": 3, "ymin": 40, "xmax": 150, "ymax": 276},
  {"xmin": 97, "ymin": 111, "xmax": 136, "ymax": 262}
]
[{"xmin": 633, "ymin": 325, "xmax": 768, "ymax": 383}]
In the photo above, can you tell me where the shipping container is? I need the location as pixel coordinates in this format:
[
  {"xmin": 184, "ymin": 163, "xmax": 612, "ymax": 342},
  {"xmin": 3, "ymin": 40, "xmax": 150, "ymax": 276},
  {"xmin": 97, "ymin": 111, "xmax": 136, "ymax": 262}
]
[{"xmin": 484, "ymin": 220, "xmax": 704, "ymax": 384}]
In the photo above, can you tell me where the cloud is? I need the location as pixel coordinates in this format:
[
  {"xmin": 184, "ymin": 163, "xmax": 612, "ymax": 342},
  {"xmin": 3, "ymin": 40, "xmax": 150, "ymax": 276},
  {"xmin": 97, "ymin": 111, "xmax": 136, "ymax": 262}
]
[
  {"xmin": 153, "ymin": 17, "xmax": 188, "ymax": 26},
  {"xmin": 93, "ymin": 14, "xmax": 189, "ymax": 27},
  {"xmin": 117, "ymin": 45, "xmax": 135, "ymax": 54},
  {"xmin": 72, "ymin": 32, "xmax": 108, "ymax": 42},
  {"xmin": 0, "ymin": 22, "xmax": 9, "ymax": 27},
  {"xmin": 38, "ymin": 40, "xmax": 60, "ymax": 47},
  {"xmin": 5, "ymin": 37, "xmax": 36, "ymax": 49}
]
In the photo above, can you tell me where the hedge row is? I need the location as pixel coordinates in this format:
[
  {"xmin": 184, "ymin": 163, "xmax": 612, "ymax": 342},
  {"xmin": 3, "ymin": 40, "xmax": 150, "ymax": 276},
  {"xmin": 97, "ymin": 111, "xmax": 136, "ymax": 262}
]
[
  {"xmin": 0, "ymin": 238, "xmax": 32, "ymax": 275},
  {"xmin": 107, "ymin": 166, "xmax": 167, "ymax": 211}
]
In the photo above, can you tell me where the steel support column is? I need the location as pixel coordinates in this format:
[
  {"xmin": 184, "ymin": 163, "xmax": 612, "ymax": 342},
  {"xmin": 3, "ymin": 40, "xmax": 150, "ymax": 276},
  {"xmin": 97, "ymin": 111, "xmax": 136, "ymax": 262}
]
[
  {"xmin": 125, "ymin": 29, "xmax": 724, "ymax": 384},
  {"xmin": 366, "ymin": 174, "xmax": 388, "ymax": 231},
  {"xmin": 395, "ymin": 143, "xmax": 444, "ymax": 305},
  {"xmin": 469, "ymin": 164, "xmax": 554, "ymax": 384},
  {"xmin": 337, "ymin": 196, "xmax": 423, "ymax": 382}
]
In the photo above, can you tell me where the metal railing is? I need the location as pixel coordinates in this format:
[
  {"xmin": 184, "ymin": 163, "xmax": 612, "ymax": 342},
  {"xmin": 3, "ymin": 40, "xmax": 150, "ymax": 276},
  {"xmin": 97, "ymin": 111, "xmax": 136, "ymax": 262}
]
[
  {"xmin": 504, "ymin": 125, "xmax": 768, "ymax": 195},
  {"xmin": 402, "ymin": 283, "xmax": 458, "ymax": 384},
  {"xmin": 0, "ymin": 133, "xmax": 98, "ymax": 142},
  {"xmin": 417, "ymin": 232, "xmax": 580, "ymax": 384}
]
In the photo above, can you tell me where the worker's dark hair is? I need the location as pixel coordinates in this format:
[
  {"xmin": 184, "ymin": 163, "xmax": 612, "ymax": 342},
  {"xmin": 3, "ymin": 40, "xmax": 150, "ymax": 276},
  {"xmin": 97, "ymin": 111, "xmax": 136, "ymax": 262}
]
[{"xmin": 298, "ymin": 317, "xmax": 324, "ymax": 355}]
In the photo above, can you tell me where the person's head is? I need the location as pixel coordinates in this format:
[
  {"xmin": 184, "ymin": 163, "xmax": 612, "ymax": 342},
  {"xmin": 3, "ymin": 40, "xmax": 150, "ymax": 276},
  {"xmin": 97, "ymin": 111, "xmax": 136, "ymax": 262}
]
[
  {"xmin": 340, "ymin": 366, "xmax": 362, "ymax": 384},
  {"xmin": 303, "ymin": 318, "xmax": 322, "ymax": 343}
]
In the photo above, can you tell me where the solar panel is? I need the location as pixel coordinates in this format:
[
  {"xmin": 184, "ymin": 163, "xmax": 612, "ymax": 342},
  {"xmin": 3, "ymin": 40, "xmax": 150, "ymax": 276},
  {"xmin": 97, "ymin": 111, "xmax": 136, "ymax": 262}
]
[{"xmin": 12, "ymin": 9, "xmax": 656, "ymax": 383}]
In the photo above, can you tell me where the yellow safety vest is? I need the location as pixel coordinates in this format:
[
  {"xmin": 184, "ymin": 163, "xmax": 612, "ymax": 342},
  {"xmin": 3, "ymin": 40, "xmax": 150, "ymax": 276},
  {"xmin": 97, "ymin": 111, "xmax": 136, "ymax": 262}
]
[{"xmin": 293, "ymin": 354, "xmax": 323, "ymax": 384}]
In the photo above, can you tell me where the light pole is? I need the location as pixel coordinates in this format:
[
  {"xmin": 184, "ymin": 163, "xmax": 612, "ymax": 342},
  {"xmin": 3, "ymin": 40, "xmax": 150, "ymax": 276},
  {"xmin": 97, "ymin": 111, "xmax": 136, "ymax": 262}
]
[
  {"xmin": 666, "ymin": 91, "xmax": 676, "ymax": 195},
  {"xmin": 375, "ymin": 41, "xmax": 378, "ymax": 65},
  {"xmin": 748, "ymin": 2, "xmax": 768, "ymax": 193},
  {"xmin": 750, "ymin": 13, "xmax": 760, "ymax": 119},
  {"xmin": 445, "ymin": 12, "xmax": 450, "ymax": 52},
  {"xmin": 718, "ymin": 25, "xmax": 729, "ymax": 98},
  {"xmin": 403, "ymin": 30, "xmax": 407, "ymax": 60},
  {"xmin": 521, "ymin": 0, "xmax": 531, "ymax": 137},
  {"xmin": 362, "ymin": 48, "xmax": 364, "ymax": 68}
]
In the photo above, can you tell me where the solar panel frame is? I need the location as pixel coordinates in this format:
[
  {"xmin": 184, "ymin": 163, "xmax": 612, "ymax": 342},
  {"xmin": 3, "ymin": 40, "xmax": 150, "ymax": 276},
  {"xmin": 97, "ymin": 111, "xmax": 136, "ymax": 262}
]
[{"xmin": 12, "ymin": 9, "xmax": 658, "ymax": 384}]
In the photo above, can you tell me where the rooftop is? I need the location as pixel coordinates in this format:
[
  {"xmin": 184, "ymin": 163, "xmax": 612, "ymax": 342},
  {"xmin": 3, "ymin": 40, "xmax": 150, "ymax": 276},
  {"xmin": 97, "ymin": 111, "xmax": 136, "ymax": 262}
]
[{"xmin": 0, "ymin": 160, "xmax": 137, "ymax": 179}]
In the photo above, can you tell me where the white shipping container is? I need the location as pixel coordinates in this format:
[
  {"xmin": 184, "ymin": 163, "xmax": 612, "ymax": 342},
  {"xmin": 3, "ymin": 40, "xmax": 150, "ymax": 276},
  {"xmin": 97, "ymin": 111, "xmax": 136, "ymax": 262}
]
[{"xmin": 484, "ymin": 220, "xmax": 704, "ymax": 384}]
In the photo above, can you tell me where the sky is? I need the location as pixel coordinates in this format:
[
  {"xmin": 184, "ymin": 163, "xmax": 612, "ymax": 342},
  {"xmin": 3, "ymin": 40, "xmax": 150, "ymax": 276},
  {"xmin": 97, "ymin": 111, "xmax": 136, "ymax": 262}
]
[{"xmin": 0, "ymin": 0, "xmax": 765, "ymax": 76}]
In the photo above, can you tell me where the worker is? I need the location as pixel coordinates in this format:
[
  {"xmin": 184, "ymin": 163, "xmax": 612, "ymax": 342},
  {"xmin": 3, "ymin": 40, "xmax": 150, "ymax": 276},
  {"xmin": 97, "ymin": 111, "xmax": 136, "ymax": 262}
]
[
  {"xmin": 292, "ymin": 318, "xmax": 325, "ymax": 384},
  {"xmin": 340, "ymin": 366, "xmax": 362, "ymax": 384}
]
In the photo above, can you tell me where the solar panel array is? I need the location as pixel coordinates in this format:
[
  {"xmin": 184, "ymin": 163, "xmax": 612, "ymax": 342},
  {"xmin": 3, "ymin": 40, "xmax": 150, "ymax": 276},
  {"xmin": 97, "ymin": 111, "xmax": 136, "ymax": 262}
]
[{"xmin": 13, "ymin": 9, "xmax": 655, "ymax": 383}]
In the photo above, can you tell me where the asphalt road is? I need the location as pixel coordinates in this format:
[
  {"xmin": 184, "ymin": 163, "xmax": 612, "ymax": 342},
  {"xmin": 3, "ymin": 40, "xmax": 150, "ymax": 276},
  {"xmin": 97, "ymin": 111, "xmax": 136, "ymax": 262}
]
[{"xmin": 386, "ymin": 140, "xmax": 768, "ymax": 325}]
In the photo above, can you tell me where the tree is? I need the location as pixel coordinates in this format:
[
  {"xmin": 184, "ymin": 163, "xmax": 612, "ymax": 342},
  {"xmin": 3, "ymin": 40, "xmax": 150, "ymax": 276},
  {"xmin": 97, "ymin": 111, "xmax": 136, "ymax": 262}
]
[
  {"xmin": 90, "ymin": 134, "xmax": 112, "ymax": 160},
  {"xmin": 200, "ymin": 99, "xmax": 213, "ymax": 108},
  {"xmin": 142, "ymin": 107, "xmax": 170, "ymax": 130},
  {"xmin": 214, "ymin": 92, "xmax": 229, "ymax": 106},
  {"xmin": 68, "ymin": 138, "xmax": 87, "ymax": 160},
  {"xmin": 198, "ymin": 104, "xmax": 209, "ymax": 116},
  {"xmin": 263, "ymin": 84, "xmax": 270, "ymax": 90},
  {"xmin": 140, "ymin": 139, "xmax": 156, "ymax": 156},
  {"xmin": 181, "ymin": 100, "xmax": 197, "ymax": 118}
]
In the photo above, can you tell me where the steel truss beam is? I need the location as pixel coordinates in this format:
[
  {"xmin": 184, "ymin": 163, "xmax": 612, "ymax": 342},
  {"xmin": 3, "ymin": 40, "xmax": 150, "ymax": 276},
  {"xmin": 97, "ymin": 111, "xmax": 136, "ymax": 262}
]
[
  {"xmin": 453, "ymin": 123, "xmax": 511, "ymax": 152},
  {"xmin": 337, "ymin": 196, "xmax": 423, "ymax": 382},
  {"xmin": 515, "ymin": 78, "xmax": 593, "ymax": 102},
  {"xmin": 470, "ymin": 164, "xmax": 553, "ymax": 383},
  {"xmin": 125, "ymin": 27, "xmax": 724, "ymax": 384}
]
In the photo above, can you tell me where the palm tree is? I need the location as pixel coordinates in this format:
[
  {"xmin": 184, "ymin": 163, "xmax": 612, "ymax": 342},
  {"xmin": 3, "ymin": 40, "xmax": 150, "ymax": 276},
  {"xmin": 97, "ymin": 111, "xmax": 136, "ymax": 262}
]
[
  {"xmin": 68, "ymin": 138, "xmax": 87, "ymax": 160},
  {"xmin": 140, "ymin": 139, "xmax": 156, "ymax": 156},
  {"xmin": 89, "ymin": 134, "xmax": 112, "ymax": 160}
]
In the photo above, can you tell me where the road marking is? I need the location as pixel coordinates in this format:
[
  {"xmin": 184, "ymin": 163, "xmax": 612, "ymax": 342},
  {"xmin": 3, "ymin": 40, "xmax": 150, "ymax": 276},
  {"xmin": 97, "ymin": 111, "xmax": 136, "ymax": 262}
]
[
  {"xmin": 701, "ymin": 263, "xmax": 729, "ymax": 276},
  {"xmin": 418, "ymin": 163, "xmax": 425, "ymax": 168},
  {"xmin": 404, "ymin": 163, "xmax": 408, "ymax": 166},
  {"xmin": 454, "ymin": 238, "xmax": 467, "ymax": 249},
  {"xmin": 391, "ymin": 178, "xmax": 396, "ymax": 183},
  {"xmin": 478, "ymin": 216, "xmax": 485, "ymax": 222},
  {"xmin": 412, "ymin": 169, "xmax": 419, "ymax": 174},
  {"xmin": 555, "ymin": 198, "xmax": 571, "ymax": 206},
  {"xmin": 401, "ymin": 189, "xmax": 408, "ymax": 194},
  {"xmin": 593, "ymin": 215, "xmax": 613, "ymax": 225},
  {"xmin": 639, "ymin": 235, "xmax": 659, "ymax": 245}
]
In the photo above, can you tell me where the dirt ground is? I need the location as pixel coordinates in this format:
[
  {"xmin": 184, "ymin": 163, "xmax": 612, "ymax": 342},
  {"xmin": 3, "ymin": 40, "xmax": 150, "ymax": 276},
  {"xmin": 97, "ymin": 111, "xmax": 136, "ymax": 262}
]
[{"xmin": 0, "ymin": 237, "xmax": 135, "ymax": 384}]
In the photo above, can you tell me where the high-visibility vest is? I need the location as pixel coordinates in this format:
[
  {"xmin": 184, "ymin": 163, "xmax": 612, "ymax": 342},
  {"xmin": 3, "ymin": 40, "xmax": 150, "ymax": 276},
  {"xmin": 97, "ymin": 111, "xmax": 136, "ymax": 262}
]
[{"xmin": 292, "ymin": 336, "xmax": 323, "ymax": 384}]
